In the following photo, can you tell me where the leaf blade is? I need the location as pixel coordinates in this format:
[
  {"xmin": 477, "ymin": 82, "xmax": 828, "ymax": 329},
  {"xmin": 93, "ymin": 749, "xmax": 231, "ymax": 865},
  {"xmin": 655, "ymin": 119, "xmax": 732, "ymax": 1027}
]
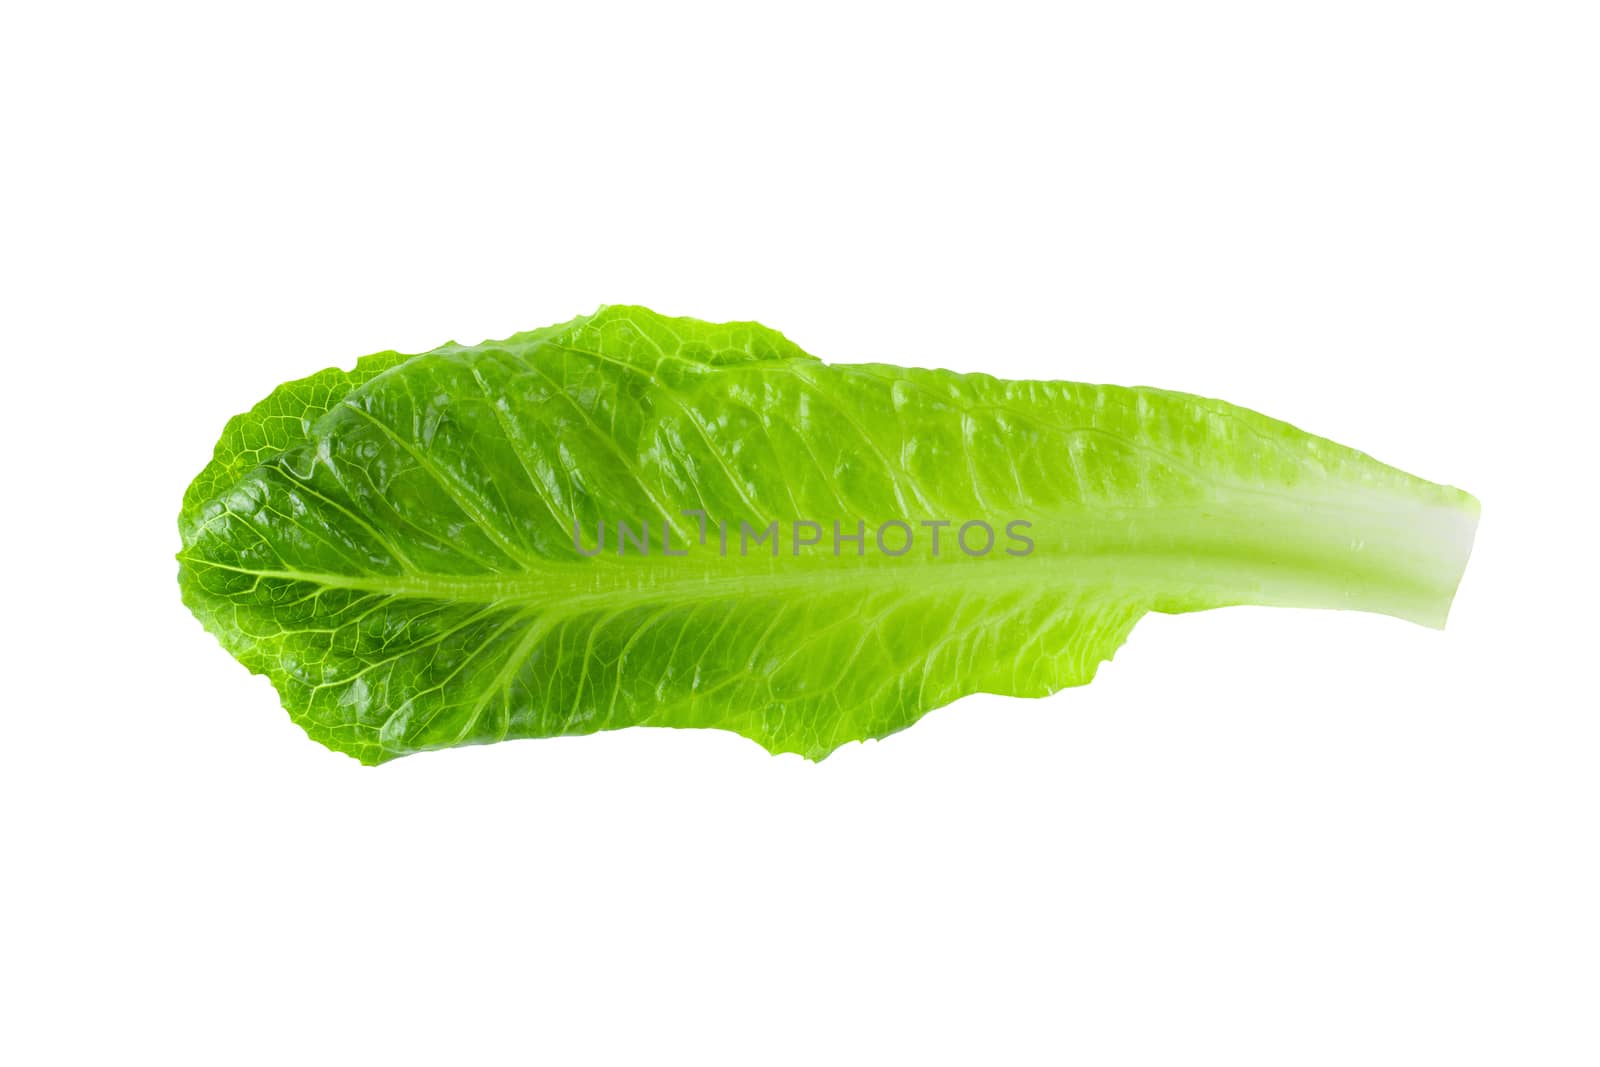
[{"xmin": 178, "ymin": 306, "xmax": 1479, "ymax": 763}]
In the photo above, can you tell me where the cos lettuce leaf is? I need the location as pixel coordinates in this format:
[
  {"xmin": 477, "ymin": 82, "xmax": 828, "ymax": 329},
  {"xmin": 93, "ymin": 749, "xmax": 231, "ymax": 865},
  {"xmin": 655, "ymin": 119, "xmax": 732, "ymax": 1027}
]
[{"xmin": 177, "ymin": 306, "xmax": 1478, "ymax": 763}]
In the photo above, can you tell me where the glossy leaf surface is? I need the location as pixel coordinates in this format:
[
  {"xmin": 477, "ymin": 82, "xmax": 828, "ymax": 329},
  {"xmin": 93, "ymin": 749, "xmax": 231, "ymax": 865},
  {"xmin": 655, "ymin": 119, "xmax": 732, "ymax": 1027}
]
[{"xmin": 178, "ymin": 307, "xmax": 1478, "ymax": 763}]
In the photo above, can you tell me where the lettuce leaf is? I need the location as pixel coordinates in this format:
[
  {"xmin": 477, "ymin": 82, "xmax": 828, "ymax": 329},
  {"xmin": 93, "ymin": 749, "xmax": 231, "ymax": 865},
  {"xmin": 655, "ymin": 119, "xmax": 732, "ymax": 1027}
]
[{"xmin": 178, "ymin": 306, "xmax": 1478, "ymax": 763}]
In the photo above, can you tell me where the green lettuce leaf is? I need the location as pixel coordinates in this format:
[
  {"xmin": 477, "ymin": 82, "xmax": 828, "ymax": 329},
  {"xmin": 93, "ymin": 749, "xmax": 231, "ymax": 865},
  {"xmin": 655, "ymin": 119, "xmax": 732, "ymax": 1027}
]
[{"xmin": 178, "ymin": 306, "xmax": 1478, "ymax": 763}]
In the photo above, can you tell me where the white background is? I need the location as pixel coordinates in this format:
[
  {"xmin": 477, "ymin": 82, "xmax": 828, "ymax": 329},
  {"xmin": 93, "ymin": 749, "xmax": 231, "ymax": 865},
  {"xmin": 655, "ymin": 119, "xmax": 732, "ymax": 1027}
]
[{"xmin": 4, "ymin": 2, "xmax": 1597, "ymax": 1063}]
